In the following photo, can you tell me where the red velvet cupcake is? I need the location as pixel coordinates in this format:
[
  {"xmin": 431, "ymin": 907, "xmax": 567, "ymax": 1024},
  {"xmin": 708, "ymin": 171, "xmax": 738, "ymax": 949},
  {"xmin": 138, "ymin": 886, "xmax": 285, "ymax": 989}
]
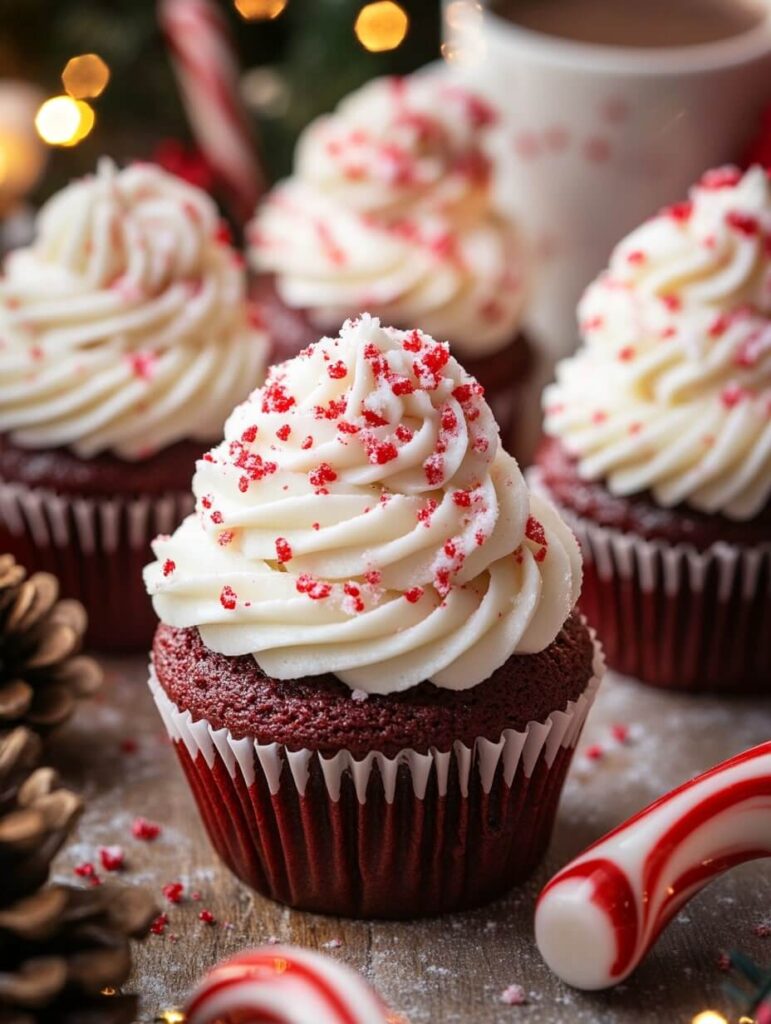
[
  {"xmin": 247, "ymin": 72, "xmax": 533, "ymax": 462},
  {"xmin": 144, "ymin": 316, "xmax": 602, "ymax": 918},
  {"xmin": 537, "ymin": 166, "xmax": 771, "ymax": 693},
  {"xmin": 0, "ymin": 160, "xmax": 268, "ymax": 651}
]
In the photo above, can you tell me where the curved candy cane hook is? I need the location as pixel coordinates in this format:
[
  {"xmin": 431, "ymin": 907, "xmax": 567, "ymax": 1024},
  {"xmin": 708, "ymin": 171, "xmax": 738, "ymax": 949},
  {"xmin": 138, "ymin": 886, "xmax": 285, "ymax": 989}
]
[{"xmin": 536, "ymin": 740, "xmax": 771, "ymax": 990}]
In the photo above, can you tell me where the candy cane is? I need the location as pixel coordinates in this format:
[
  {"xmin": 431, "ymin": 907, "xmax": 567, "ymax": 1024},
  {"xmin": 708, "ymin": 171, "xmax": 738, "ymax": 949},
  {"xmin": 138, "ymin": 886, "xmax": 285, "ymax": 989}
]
[
  {"xmin": 185, "ymin": 946, "xmax": 393, "ymax": 1024},
  {"xmin": 159, "ymin": 0, "xmax": 266, "ymax": 222},
  {"xmin": 535, "ymin": 740, "xmax": 771, "ymax": 991}
]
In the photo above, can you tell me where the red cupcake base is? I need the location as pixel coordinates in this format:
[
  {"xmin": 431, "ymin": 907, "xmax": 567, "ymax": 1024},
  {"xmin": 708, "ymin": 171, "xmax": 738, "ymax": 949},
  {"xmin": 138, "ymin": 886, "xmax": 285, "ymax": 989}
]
[
  {"xmin": 150, "ymin": 645, "xmax": 602, "ymax": 919},
  {"xmin": 531, "ymin": 470, "xmax": 771, "ymax": 693},
  {"xmin": 174, "ymin": 738, "xmax": 575, "ymax": 918}
]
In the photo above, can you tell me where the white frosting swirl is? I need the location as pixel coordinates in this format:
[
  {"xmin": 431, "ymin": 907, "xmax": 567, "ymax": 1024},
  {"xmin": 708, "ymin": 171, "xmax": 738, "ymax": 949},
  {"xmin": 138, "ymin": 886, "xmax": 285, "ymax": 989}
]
[
  {"xmin": 544, "ymin": 166, "xmax": 771, "ymax": 521},
  {"xmin": 0, "ymin": 159, "xmax": 267, "ymax": 460},
  {"xmin": 249, "ymin": 74, "xmax": 527, "ymax": 359},
  {"xmin": 145, "ymin": 315, "xmax": 581, "ymax": 694}
]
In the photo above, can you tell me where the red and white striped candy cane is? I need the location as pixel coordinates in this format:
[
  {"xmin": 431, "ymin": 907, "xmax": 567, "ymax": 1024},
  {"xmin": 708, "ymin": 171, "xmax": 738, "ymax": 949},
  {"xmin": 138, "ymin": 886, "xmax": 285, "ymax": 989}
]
[
  {"xmin": 535, "ymin": 740, "xmax": 771, "ymax": 990},
  {"xmin": 159, "ymin": 0, "xmax": 266, "ymax": 222},
  {"xmin": 185, "ymin": 946, "xmax": 394, "ymax": 1024}
]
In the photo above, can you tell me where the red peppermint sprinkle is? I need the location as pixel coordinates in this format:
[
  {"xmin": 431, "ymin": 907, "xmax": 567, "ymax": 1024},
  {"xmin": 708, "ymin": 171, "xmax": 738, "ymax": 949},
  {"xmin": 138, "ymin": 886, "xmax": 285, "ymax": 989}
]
[
  {"xmin": 424, "ymin": 454, "xmax": 445, "ymax": 486},
  {"xmin": 276, "ymin": 424, "xmax": 291, "ymax": 441},
  {"xmin": 404, "ymin": 587, "xmax": 424, "ymax": 604},
  {"xmin": 364, "ymin": 570, "xmax": 382, "ymax": 586},
  {"xmin": 364, "ymin": 437, "xmax": 398, "ymax": 465},
  {"xmin": 338, "ymin": 420, "xmax": 359, "ymax": 435},
  {"xmin": 395, "ymin": 424, "xmax": 413, "ymax": 443},
  {"xmin": 262, "ymin": 380, "xmax": 295, "ymax": 413},
  {"xmin": 611, "ymin": 723, "xmax": 630, "ymax": 743},
  {"xmin": 275, "ymin": 537, "xmax": 293, "ymax": 563},
  {"xmin": 584, "ymin": 743, "xmax": 604, "ymax": 761},
  {"xmin": 241, "ymin": 424, "xmax": 258, "ymax": 443},
  {"xmin": 162, "ymin": 559, "xmax": 176, "ymax": 577},
  {"xmin": 618, "ymin": 346, "xmax": 636, "ymax": 362},
  {"xmin": 220, "ymin": 586, "xmax": 238, "ymax": 610},
  {"xmin": 402, "ymin": 330, "xmax": 422, "ymax": 353},
  {"xmin": 163, "ymin": 882, "xmax": 185, "ymax": 903},
  {"xmin": 296, "ymin": 575, "xmax": 332, "ymax": 600},
  {"xmin": 343, "ymin": 582, "xmax": 365, "ymax": 613},
  {"xmin": 217, "ymin": 530, "xmax": 234, "ymax": 547},
  {"xmin": 150, "ymin": 913, "xmax": 169, "ymax": 936},
  {"xmin": 525, "ymin": 516, "xmax": 547, "ymax": 547},
  {"xmin": 700, "ymin": 167, "xmax": 742, "ymax": 190},
  {"xmin": 199, "ymin": 909, "xmax": 216, "ymax": 925},
  {"xmin": 581, "ymin": 315, "xmax": 605, "ymax": 332},
  {"xmin": 721, "ymin": 383, "xmax": 751, "ymax": 408},
  {"xmin": 328, "ymin": 360, "xmax": 348, "ymax": 379},
  {"xmin": 726, "ymin": 210, "xmax": 759, "ymax": 236},
  {"xmin": 665, "ymin": 200, "xmax": 693, "ymax": 223},
  {"xmin": 132, "ymin": 817, "xmax": 161, "ymax": 841},
  {"xmin": 99, "ymin": 846, "xmax": 125, "ymax": 872},
  {"xmin": 127, "ymin": 351, "xmax": 157, "ymax": 380},
  {"xmin": 591, "ymin": 410, "xmax": 608, "ymax": 425},
  {"xmin": 301, "ymin": 435, "xmax": 314, "ymax": 449},
  {"xmin": 417, "ymin": 498, "xmax": 438, "ymax": 525},
  {"xmin": 661, "ymin": 294, "xmax": 681, "ymax": 312},
  {"xmin": 452, "ymin": 381, "xmax": 484, "ymax": 404},
  {"xmin": 390, "ymin": 375, "xmax": 414, "ymax": 396},
  {"xmin": 211, "ymin": 510, "xmax": 224, "ymax": 525},
  {"xmin": 626, "ymin": 250, "xmax": 646, "ymax": 265},
  {"xmin": 628, "ymin": 422, "xmax": 643, "ymax": 435},
  {"xmin": 452, "ymin": 490, "xmax": 472, "ymax": 508},
  {"xmin": 74, "ymin": 862, "xmax": 100, "ymax": 886},
  {"xmin": 361, "ymin": 408, "xmax": 389, "ymax": 428},
  {"xmin": 309, "ymin": 463, "xmax": 337, "ymax": 488},
  {"xmin": 312, "ymin": 522, "xmax": 320, "ymax": 531},
  {"xmin": 201, "ymin": 495, "xmax": 212, "ymax": 509}
]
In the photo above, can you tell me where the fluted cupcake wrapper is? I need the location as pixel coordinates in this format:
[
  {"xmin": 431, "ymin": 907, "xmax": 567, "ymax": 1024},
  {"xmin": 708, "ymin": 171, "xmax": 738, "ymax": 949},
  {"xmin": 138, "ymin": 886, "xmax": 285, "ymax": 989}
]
[
  {"xmin": 530, "ymin": 471, "xmax": 771, "ymax": 693},
  {"xmin": 0, "ymin": 478, "xmax": 193, "ymax": 652},
  {"xmin": 148, "ymin": 633, "xmax": 603, "ymax": 919}
]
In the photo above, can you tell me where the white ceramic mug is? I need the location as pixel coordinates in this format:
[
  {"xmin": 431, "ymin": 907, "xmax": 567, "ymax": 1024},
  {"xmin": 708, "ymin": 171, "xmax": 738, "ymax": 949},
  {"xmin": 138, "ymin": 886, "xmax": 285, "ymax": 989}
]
[{"xmin": 444, "ymin": 1, "xmax": 771, "ymax": 359}]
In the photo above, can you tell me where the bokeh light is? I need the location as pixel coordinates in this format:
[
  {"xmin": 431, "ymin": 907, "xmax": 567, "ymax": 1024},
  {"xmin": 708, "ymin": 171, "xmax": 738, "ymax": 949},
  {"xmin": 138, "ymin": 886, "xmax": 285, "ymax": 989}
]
[
  {"xmin": 35, "ymin": 96, "xmax": 95, "ymax": 147},
  {"xmin": 691, "ymin": 1012, "xmax": 729, "ymax": 1024},
  {"xmin": 234, "ymin": 0, "xmax": 288, "ymax": 19},
  {"xmin": 355, "ymin": 1, "xmax": 409, "ymax": 52},
  {"xmin": 62, "ymin": 53, "xmax": 110, "ymax": 99}
]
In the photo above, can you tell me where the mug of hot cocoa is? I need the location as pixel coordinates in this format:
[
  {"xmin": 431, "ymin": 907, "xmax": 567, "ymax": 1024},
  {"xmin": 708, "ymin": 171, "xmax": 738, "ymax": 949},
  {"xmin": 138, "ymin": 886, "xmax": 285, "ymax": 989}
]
[{"xmin": 444, "ymin": 0, "xmax": 771, "ymax": 358}]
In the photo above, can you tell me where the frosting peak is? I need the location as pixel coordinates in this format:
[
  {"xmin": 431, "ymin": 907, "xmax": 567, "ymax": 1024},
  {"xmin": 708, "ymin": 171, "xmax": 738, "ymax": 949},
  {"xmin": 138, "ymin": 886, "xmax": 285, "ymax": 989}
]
[
  {"xmin": 146, "ymin": 315, "xmax": 581, "ymax": 694},
  {"xmin": 544, "ymin": 166, "xmax": 771, "ymax": 521},
  {"xmin": 0, "ymin": 159, "xmax": 267, "ymax": 460},
  {"xmin": 249, "ymin": 74, "xmax": 527, "ymax": 359}
]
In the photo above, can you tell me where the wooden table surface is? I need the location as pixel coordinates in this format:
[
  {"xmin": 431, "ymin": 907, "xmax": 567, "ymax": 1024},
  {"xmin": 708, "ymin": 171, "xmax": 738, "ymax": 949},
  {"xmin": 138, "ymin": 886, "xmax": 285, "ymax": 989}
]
[{"xmin": 49, "ymin": 658, "xmax": 771, "ymax": 1024}]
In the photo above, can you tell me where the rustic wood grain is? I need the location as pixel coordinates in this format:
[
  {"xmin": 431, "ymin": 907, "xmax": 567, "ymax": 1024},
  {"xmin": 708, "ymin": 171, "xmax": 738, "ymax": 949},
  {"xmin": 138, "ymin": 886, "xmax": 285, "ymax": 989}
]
[{"xmin": 48, "ymin": 659, "xmax": 771, "ymax": 1023}]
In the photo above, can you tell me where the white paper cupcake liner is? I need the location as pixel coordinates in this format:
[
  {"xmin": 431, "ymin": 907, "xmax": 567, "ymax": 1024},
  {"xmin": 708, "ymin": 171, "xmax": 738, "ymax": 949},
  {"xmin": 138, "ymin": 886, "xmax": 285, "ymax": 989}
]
[
  {"xmin": 528, "ymin": 467, "xmax": 771, "ymax": 598},
  {"xmin": 147, "ymin": 628, "xmax": 604, "ymax": 805},
  {"xmin": 0, "ymin": 477, "xmax": 194, "ymax": 554}
]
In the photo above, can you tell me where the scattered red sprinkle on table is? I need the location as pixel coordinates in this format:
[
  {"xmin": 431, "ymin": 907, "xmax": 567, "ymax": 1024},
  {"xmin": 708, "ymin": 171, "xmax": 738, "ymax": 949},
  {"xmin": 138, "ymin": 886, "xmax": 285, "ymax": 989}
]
[
  {"xmin": 584, "ymin": 744, "xmax": 605, "ymax": 762},
  {"xmin": 610, "ymin": 723, "xmax": 631, "ymax": 744},
  {"xmin": 163, "ymin": 882, "xmax": 185, "ymax": 903},
  {"xmin": 74, "ymin": 862, "xmax": 102, "ymax": 886},
  {"xmin": 99, "ymin": 846, "xmax": 125, "ymax": 872},
  {"xmin": 132, "ymin": 817, "xmax": 162, "ymax": 841},
  {"xmin": 150, "ymin": 913, "xmax": 169, "ymax": 936},
  {"xmin": 198, "ymin": 909, "xmax": 216, "ymax": 925}
]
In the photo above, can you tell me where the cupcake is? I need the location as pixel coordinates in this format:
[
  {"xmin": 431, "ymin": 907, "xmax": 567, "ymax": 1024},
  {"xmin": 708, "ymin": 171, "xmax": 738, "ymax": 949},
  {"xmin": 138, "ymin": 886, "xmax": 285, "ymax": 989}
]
[
  {"xmin": 247, "ymin": 73, "xmax": 532, "ymax": 460},
  {"xmin": 0, "ymin": 159, "xmax": 268, "ymax": 651},
  {"xmin": 537, "ymin": 165, "xmax": 771, "ymax": 693},
  {"xmin": 144, "ymin": 314, "xmax": 602, "ymax": 919}
]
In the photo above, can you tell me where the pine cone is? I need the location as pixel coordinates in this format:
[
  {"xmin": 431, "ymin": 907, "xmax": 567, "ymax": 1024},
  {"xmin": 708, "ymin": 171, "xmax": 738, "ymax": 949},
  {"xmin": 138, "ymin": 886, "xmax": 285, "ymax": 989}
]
[
  {"xmin": 0, "ymin": 556, "xmax": 103, "ymax": 736},
  {"xmin": 0, "ymin": 729, "xmax": 158, "ymax": 1024}
]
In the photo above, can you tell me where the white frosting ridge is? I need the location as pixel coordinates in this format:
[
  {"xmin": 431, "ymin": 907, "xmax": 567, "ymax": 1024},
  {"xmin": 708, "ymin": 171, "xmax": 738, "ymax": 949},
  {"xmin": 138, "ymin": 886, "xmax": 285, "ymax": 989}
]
[
  {"xmin": 544, "ymin": 166, "xmax": 771, "ymax": 521},
  {"xmin": 0, "ymin": 159, "xmax": 267, "ymax": 460},
  {"xmin": 145, "ymin": 315, "xmax": 581, "ymax": 694},
  {"xmin": 249, "ymin": 74, "xmax": 527, "ymax": 359}
]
